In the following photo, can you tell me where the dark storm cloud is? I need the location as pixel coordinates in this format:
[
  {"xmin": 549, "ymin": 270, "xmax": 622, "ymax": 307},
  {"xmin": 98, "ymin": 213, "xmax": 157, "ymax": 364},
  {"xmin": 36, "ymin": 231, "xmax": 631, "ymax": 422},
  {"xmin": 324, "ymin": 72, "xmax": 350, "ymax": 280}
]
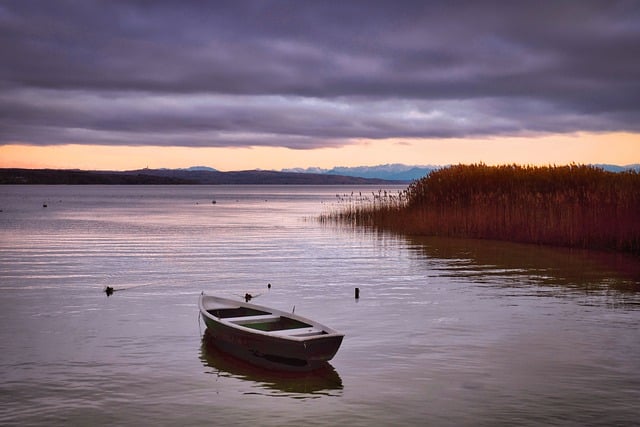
[{"xmin": 1, "ymin": 0, "xmax": 639, "ymax": 148}]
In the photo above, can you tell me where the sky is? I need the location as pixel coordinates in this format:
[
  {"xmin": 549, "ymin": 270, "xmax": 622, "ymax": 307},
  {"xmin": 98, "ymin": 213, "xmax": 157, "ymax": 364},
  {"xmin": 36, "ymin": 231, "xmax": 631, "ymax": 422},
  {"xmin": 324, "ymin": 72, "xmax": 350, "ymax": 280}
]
[{"xmin": 1, "ymin": 0, "xmax": 639, "ymax": 171}]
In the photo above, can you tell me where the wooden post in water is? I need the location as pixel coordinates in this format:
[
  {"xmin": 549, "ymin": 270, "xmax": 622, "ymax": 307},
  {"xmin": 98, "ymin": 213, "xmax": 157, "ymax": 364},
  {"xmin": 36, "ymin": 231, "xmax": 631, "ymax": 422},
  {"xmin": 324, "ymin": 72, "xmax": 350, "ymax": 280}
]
[{"xmin": 355, "ymin": 287, "xmax": 360, "ymax": 299}]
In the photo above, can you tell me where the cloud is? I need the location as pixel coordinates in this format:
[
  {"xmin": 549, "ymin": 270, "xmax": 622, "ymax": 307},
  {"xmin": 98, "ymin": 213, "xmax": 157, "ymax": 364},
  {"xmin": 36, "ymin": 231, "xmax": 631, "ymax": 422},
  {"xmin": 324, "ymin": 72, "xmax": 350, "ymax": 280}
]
[{"xmin": 1, "ymin": 0, "xmax": 639, "ymax": 148}]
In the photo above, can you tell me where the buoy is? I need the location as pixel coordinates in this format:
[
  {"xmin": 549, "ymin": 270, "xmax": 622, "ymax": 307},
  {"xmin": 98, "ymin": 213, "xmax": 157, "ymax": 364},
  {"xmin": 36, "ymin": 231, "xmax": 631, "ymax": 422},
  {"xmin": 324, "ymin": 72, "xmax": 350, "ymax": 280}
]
[
  {"xmin": 212, "ymin": 200, "xmax": 216, "ymax": 204},
  {"xmin": 42, "ymin": 203, "xmax": 48, "ymax": 208},
  {"xmin": 355, "ymin": 287, "xmax": 360, "ymax": 299}
]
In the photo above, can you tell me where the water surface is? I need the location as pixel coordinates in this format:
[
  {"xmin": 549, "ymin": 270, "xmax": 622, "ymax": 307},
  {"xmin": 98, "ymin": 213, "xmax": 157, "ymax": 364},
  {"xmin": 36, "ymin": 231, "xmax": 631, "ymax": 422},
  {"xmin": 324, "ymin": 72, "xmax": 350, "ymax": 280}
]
[{"xmin": 1, "ymin": 185, "xmax": 638, "ymax": 426}]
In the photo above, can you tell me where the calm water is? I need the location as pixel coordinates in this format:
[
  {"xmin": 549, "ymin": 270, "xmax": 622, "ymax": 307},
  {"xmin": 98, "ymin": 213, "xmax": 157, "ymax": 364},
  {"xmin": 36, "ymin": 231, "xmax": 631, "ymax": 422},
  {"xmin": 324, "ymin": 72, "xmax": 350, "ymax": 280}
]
[{"xmin": 1, "ymin": 185, "xmax": 639, "ymax": 426}]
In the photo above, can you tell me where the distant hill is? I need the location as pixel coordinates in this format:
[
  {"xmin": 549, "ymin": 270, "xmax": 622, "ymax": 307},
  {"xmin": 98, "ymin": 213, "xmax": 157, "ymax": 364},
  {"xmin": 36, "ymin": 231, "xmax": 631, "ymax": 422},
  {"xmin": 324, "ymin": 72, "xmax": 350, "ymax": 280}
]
[
  {"xmin": 0, "ymin": 168, "xmax": 399, "ymax": 185},
  {"xmin": 0, "ymin": 169, "xmax": 193, "ymax": 185},
  {"xmin": 126, "ymin": 168, "xmax": 398, "ymax": 184}
]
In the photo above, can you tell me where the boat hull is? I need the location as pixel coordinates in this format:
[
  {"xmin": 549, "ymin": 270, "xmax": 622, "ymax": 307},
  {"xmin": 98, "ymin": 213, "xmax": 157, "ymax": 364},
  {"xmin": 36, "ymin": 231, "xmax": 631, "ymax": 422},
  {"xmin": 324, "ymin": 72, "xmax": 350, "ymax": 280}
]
[
  {"xmin": 200, "ymin": 333, "xmax": 344, "ymax": 393},
  {"xmin": 199, "ymin": 295, "xmax": 344, "ymax": 371}
]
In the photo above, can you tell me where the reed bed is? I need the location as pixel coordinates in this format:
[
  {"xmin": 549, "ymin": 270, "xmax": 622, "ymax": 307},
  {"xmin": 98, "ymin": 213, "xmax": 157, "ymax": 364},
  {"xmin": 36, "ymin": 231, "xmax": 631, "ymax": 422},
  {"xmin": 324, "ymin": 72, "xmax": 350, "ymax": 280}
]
[{"xmin": 321, "ymin": 164, "xmax": 640, "ymax": 254}]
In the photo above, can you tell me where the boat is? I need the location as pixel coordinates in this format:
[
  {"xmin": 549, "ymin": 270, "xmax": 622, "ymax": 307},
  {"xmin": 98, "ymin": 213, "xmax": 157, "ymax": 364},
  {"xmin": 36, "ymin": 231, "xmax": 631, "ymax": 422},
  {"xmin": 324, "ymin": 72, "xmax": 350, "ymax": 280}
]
[{"xmin": 199, "ymin": 293, "xmax": 344, "ymax": 371}]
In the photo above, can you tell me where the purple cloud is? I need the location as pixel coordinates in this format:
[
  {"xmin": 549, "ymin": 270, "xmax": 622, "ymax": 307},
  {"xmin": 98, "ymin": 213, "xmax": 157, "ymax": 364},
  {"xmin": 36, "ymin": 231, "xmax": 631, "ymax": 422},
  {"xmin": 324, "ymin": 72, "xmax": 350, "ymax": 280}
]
[{"xmin": 1, "ymin": 1, "xmax": 639, "ymax": 148}]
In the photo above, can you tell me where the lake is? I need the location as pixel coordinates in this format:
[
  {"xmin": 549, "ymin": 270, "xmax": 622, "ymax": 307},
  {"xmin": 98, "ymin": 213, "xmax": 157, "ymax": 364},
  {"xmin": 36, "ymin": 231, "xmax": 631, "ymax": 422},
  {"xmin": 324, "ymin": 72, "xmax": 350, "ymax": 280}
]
[{"xmin": 1, "ymin": 185, "xmax": 639, "ymax": 426}]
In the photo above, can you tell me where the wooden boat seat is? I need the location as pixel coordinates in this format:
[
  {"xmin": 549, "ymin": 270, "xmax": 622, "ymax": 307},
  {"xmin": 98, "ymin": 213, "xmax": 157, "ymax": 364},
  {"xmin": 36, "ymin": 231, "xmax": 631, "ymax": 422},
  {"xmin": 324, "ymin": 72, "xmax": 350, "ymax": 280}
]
[
  {"xmin": 267, "ymin": 327, "xmax": 325, "ymax": 337},
  {"xmin": 226, "ymin": 314, "xmax": 281, "ymax": 325}
]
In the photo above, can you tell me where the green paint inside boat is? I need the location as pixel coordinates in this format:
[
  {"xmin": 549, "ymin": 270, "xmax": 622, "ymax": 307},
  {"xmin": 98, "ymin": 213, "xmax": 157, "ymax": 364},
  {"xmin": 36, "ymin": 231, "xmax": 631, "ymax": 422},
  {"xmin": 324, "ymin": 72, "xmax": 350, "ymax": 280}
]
[{"xmin": 242, "ymin": 317, "xmax": 312, "ymax": 332}]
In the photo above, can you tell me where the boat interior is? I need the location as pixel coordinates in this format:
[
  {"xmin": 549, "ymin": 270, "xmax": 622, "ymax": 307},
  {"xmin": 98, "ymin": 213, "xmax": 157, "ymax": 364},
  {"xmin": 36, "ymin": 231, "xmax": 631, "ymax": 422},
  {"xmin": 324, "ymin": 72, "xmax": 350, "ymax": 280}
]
[{"xmin": 206, "ymin": 306, "xmax": 328, "ymax": 337}]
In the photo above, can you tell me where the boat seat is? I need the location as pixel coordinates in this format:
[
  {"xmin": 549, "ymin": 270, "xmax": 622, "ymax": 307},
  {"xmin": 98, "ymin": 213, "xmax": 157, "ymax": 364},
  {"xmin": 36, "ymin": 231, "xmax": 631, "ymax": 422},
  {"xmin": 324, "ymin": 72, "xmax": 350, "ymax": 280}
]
[
  {"xmin": 267, "ymin": 327, "xmax": 324, "ymax": 337},
  {"xmin": 226, "ymin": 314, "xmax": 281, "ymax": 325},
  {"xmin": 288, "ymin": 330, "xmax": 326, "ymax": 337}
]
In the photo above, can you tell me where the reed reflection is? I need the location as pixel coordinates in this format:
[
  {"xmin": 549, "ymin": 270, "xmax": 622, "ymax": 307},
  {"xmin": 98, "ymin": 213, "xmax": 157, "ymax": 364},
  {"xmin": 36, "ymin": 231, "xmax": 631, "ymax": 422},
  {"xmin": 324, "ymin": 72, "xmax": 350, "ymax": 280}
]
[
  {"xmin": 406, "ymin": 236, "xmax": 640, "ymax": 305},
  {"xmin": 200, "ymin": 332, "xmax": 343, "ymax": 398}
]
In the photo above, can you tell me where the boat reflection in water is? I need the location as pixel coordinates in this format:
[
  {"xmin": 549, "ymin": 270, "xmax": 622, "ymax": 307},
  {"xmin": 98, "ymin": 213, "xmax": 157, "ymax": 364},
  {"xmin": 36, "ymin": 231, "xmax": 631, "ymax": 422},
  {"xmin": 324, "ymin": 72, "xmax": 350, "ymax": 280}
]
[{"xmin": 200, "ymin": 331, "xmax": 343, "ymax": 398}]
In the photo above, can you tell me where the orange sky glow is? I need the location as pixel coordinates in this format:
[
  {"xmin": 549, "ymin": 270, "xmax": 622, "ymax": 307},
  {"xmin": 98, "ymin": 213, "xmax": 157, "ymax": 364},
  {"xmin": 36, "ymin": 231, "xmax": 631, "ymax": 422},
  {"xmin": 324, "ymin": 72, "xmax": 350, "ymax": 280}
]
[{"xmin": 1, "ymin": 132, "xmax": 638, "ymax": 171}]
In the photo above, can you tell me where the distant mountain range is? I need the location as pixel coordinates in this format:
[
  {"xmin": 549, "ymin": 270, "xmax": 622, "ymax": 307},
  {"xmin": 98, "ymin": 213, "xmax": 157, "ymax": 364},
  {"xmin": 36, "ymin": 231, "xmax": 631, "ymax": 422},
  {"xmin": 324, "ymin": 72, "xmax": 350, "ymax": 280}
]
[
  {"xmin": 594, "ymin": 164, "xmax": 640, "ymax": 173},
  {"xmin": 283, "ymin": 164, "xmax": 439, "ymax": 181},
  {"xmin": 1, "ymin": 163, "xmax": 637, "ymax": 185},
  {"xmin": 284, "ymin": 163, "xmax": 640, "ymax": 179}
]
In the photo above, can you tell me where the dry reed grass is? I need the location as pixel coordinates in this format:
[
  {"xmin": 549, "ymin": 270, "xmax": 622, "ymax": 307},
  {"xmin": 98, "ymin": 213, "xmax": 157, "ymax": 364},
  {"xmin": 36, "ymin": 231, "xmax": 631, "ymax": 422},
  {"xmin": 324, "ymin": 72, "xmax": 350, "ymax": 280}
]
[{"xmin": 321, "ymin": 164, "xmax": 640, "ymax": 254}]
